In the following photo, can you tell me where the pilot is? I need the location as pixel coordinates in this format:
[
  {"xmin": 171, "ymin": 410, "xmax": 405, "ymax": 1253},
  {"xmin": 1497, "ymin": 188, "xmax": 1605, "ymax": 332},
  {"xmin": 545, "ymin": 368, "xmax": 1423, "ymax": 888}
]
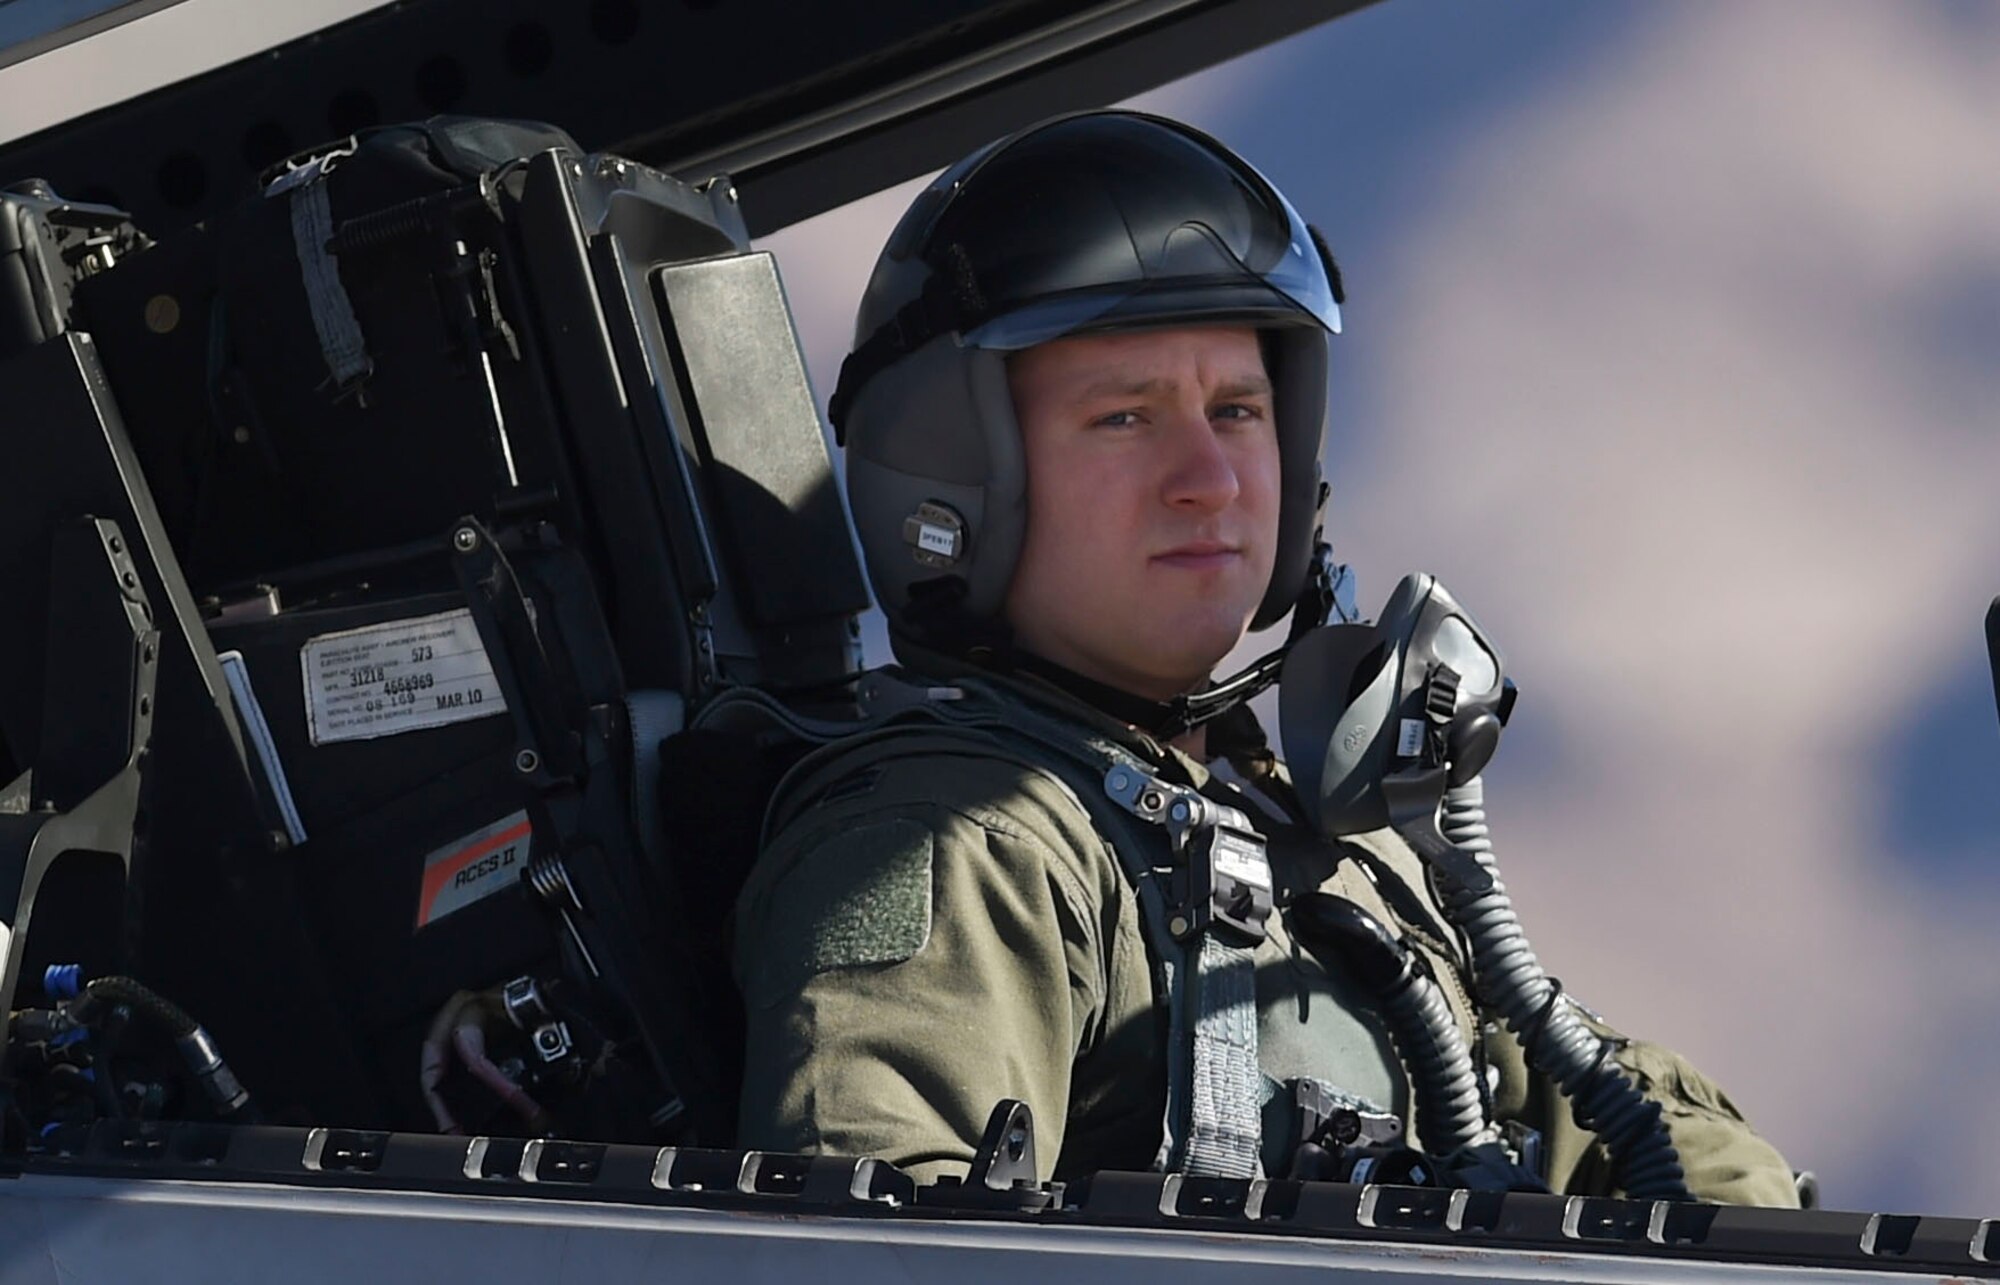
[{"xmin": 731, "ymin": 111, "xmax": 1798, "ymax": 1204}]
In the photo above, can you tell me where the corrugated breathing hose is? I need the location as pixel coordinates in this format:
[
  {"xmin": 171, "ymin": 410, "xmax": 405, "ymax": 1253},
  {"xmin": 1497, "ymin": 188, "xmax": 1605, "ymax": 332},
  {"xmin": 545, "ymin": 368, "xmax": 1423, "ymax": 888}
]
[
  {"xmin": 1432, "ymin": 777, "xmax": 1688, "ymax": 1201},
  {"xmin": 68, "ymin": 974, "xmax": 257, "ymax": 1122},
  {"xmin": 1288, "ymin": 892, "xmax": 1490, "ymax": 1156}
]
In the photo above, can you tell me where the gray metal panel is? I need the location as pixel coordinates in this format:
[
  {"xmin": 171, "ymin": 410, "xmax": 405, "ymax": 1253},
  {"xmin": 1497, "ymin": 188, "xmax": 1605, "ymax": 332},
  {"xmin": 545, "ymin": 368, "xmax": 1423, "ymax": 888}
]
[
  {"xmin": 680, "ymin": 0, "xmax": 1381, "ymax": 236},
  {"xmin": 0, "ymin": 0, "xmax": 190, "ymax": 72},
  {"xmin": 0, "ymin": 0, "xmax": 1377, "ymax": 239},
  {"xmin": 654, "ymin": 252, "xmax": 869, "ymax": 625},
  {"xmin": 0, "ymin": 1173, "xmax": 1922, "ymax": 1285}
]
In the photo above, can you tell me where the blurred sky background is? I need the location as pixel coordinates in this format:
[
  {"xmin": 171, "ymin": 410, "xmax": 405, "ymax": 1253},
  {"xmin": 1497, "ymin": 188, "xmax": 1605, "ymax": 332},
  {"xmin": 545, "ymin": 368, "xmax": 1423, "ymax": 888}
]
[
  {"xmin": 764, "ymin": 0, "xmax": 2000, "ymax": 1218},
  {"xmin": 3, "ymin": 0, "xmax": 1997, "ymax": 1221}
]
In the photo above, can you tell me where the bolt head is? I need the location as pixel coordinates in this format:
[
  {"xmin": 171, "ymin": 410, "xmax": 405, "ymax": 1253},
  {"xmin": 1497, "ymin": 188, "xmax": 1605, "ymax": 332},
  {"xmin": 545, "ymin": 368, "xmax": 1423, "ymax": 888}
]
[
  {"xmin": 143, "ymin": 294, "xmax": 180, "ymax": 334},
  {"xmin": 453, "ymin": 527, "xmax": 480, "ymax": 553},
  {"xmin": 514, "ymin": 748, "xmax": 540, "ymax": 774}
]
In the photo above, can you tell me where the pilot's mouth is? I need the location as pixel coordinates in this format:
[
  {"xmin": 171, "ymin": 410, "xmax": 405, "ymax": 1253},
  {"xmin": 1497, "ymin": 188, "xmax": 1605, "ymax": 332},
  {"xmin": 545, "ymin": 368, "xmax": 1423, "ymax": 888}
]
[{"xmin": 1152, "ymin": 543, "xmax": 1241, "ymax": 571}]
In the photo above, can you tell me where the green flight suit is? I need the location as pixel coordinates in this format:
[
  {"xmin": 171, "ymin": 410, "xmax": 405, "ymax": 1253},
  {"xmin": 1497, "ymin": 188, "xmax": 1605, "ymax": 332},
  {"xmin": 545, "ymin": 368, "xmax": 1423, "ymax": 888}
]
[{"xmin": 732, "ymin": 662, "xmax": 1799, "ymax": 1206}]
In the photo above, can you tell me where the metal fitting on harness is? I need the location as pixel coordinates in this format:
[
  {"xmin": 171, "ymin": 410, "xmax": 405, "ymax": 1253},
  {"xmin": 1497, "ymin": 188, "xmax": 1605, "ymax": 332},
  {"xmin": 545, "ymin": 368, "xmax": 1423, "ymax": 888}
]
[
  {"xmin": 501, "ymin": 975, "xmax": 574, "ymax": 1066},
  {"xmin": 1104, "ymin": 767, "xmax": 1273, "ymax": 947}
]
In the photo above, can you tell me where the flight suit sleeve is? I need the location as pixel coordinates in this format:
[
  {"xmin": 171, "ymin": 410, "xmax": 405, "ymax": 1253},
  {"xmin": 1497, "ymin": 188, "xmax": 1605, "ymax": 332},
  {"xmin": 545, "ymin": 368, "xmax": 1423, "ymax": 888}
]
[
  {"xmin": 1488, "ymin": 1006, "xmax": 1801, "ymax": 1207},
  {"xmin": 733, "ymin": 758, "xmax": 1110, "ymax": 1184}
]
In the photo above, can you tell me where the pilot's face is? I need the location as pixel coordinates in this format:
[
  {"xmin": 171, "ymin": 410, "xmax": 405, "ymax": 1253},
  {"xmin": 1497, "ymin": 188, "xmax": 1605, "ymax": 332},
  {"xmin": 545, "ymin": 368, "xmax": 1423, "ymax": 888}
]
[{"xmin": 1003, "ymin": 325, "xmax": 1280, "ymax": 702}]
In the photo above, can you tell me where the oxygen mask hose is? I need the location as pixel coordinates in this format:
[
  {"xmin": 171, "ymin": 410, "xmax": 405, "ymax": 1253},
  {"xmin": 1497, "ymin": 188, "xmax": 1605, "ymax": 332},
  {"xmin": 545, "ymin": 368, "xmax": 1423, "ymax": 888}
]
[
  {"xmin": 66, "ymin": 974, "xmax": 258, "ymax": 1123},
  {"xmin": 1284, "ymin": 573, "xmax": 1689, "ymax": 1200},
  {"xmin": 1287, "ymin": 893, "xmax": 1489, "ymax": 1157},
  {"xmin": 1431, "ymin": 778, "xmax": 1689, "ymax": 1202}
]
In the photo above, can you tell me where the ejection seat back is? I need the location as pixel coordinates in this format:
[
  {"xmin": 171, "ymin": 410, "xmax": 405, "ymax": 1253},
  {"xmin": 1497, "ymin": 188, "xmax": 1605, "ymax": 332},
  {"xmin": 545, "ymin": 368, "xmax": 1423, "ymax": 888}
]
[{"xmin": 0, "ymin": 117, "xmax": 868, "ymax": 1138}]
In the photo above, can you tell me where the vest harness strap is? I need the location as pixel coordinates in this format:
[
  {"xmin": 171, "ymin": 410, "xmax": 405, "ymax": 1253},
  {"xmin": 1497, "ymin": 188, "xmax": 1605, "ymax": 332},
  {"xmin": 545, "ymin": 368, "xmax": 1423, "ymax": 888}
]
[{"xmin": 1099, "ymin": 761, "xmax": 1270, "ymax": 1178}]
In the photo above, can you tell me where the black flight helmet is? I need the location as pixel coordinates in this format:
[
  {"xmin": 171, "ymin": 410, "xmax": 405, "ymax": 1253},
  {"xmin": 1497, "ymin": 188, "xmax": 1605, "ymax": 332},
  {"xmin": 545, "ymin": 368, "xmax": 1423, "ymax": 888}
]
[{"xmin": 830, "ymin": 110, "xmax": 1344, "ymax": 648}]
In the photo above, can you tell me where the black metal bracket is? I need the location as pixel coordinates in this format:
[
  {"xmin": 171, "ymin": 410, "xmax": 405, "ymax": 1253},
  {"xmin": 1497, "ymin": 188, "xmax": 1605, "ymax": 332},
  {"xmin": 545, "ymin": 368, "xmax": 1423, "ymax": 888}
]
[
  {"xmin": 970, "ymin": 1097, "xmax": 1038, "ymax": 1191},
  {"xmin": 448, "ymin": 516, "xmax": 584, "ymax": 785},
  {"xmin": 915, "ymin": 1099, "xmax": 1061, "ymax": 1212},
  {"xmin": 0, "ymin": 517, "xmax": 158, "ymax": 1019}
]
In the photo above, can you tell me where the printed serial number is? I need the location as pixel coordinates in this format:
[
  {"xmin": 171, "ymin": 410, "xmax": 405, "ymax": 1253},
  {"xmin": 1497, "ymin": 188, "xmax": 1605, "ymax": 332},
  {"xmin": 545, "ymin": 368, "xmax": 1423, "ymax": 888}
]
[
  {"xmin": 302, "ymin": 608, "xmax": 507, "ymax": 746},
  {"xmin": 361, "ymin": 685, "xmax": 484, "ymax": 714}
]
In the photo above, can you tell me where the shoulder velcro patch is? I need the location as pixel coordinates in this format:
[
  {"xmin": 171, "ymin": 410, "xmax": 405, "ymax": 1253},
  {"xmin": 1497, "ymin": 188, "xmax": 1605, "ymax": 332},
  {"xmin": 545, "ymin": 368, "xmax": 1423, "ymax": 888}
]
[{"xmin": 746, "ymin": 817, "xmax": 934, "ymax": 1008}]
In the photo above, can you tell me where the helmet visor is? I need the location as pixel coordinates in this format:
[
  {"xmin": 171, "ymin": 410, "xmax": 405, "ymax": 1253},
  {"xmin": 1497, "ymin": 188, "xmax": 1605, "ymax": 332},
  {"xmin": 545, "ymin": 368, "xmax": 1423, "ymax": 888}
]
[{"xmin": 961, "ymin": 197, "xmax": 1339, "ymax": 351}]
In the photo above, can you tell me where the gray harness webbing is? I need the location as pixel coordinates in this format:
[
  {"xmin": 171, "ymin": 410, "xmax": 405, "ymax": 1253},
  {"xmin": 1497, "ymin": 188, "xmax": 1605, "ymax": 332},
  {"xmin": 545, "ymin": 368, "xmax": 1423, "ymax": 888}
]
[
  {"xmin": 1094, "ymin": 756, "xmax": 1266, "ymax": 1179},
  {"xmin": 267, "ymin": 145, "xmax": 372, "ymax": 394},
  {"xmin": 1179, "ymin": 935, "xmax": 1262, "ymax": 1176},
  {"xmin": 716, "ymin": 675, "xmax": 1268, "ymax": 1178}
]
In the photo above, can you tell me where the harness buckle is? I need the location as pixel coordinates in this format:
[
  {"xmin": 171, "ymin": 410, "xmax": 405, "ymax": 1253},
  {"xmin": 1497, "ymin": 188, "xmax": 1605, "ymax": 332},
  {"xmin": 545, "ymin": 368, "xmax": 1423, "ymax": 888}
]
[
  {"xmin": 1177, "ymin": 822, "xmax": 1273, "ymax": 946},
  {"xmin": 1104, "ymin": 766, "xmax": 1273, "ymax": 947}
]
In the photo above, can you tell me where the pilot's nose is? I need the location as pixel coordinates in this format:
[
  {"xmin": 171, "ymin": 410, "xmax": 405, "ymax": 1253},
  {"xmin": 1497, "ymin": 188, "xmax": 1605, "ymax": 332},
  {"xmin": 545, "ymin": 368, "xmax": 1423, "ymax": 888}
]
[{"xmin": 1160, "ymin": 407, "xmax": 1240, "ymax": 515}]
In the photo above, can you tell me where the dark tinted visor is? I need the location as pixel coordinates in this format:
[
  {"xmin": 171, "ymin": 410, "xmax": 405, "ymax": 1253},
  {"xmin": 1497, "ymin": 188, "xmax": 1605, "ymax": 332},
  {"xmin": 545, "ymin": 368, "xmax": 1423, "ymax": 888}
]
[
  {"xmin": 927, "ymin": 115, "xmax": 1342, "ymax": 350},
  {"xmin": 964, "ymin": 214, "xmax": 1340, "ymax": 350}
]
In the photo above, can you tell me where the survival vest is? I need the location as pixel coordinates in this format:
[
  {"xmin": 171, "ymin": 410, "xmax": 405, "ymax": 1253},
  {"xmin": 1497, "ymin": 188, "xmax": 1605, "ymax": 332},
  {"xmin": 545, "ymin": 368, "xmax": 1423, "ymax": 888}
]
[{"xmin": 697, "ymin": 668, "xmax": 1488, "ymax": 1177}]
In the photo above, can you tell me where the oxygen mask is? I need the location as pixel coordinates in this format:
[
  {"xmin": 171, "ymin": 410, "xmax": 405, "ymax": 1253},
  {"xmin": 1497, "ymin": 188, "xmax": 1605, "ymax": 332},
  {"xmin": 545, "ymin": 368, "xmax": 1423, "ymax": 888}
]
[
  {"xmin": 1278, "ymin": 574, "xmax": 1693, "ymax": 1201},
  {"xmin": 1279, "ymin": 573, "xmax": 1515, "ymax": 855}
]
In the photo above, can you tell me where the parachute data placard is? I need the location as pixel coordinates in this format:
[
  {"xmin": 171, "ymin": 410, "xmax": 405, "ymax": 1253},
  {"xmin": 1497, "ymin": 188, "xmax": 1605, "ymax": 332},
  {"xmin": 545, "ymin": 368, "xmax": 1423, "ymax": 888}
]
[{"xmin": 301, "ymin": 608, "xmax": 507, "ymax": 745}]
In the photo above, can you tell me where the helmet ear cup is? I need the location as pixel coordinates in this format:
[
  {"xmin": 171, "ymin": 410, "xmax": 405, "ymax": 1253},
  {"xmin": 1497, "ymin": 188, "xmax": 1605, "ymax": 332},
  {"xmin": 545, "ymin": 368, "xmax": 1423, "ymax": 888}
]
[
  {"xmin": 1252, "ymin": 326, "xmax": 1331, "ymax": 630},
  {"xmin": 849, "ymin": 326, "xmax": 1328, "ymax": 638},
  {"xmin": 843, "ymin": 336, "xmax": 1026, "ymax": 628}
]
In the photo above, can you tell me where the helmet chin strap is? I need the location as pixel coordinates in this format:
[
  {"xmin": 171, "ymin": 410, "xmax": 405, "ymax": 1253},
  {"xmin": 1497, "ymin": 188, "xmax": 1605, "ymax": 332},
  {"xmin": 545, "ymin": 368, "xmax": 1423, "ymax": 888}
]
[{"xmin": 1004, "ymin": 543, "xmax": 1351, "ymax": 743}]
